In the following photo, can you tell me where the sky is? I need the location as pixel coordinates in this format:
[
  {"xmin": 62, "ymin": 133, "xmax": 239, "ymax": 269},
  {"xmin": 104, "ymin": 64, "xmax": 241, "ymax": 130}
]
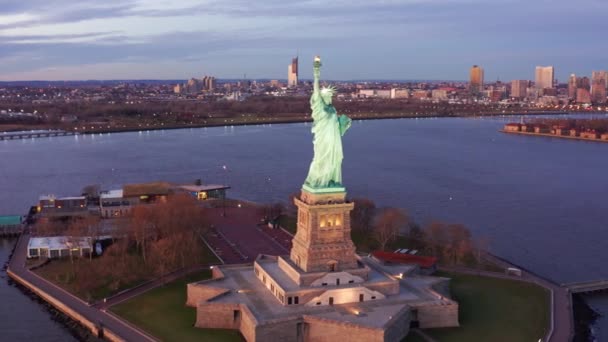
[{"xmin": 0, "ymin": 0, "xmax": 607, "ymax": 81}]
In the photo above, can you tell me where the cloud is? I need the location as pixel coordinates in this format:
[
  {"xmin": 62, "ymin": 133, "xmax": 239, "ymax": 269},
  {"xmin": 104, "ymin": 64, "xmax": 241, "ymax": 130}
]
[{"xmin": 0, "ymin": 0, "xmax": 607, "ymax": 80}]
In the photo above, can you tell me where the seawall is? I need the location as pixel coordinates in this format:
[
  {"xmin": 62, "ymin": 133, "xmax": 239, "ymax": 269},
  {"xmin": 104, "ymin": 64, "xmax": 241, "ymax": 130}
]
[{"xmin": 6, "ymin": 267, "xmax": 124, "ymax": 342}]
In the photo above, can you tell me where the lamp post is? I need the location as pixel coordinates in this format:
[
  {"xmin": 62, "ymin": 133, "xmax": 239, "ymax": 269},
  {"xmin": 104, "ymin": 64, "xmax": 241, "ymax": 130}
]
[
  {"xmin": 266, "ymin": 177, "xmax": 271, "ymax": 224},
  {"xmin": 222, "ymin": 165, "xmax": 228, "ymax": 217}
]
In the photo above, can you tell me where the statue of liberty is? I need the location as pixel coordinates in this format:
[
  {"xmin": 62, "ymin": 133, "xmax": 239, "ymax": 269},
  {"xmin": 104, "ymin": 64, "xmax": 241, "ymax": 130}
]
[{"xmin": 304, "ymin": 56, "xmax": 352, "ymax": 190}]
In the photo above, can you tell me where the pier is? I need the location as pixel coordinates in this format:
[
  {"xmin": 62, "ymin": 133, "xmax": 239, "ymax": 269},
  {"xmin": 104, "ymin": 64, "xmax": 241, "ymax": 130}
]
[
  {"xmin": 0, "ymin": 215, "xmax": 23, "ymax": 237},
  {"xmin": 0, "ymin": 130, "xmax": 77, "ymax": 140},
  {"xmin": 563, "ymin": 280, "xmax": 608, "ymax": 294}
]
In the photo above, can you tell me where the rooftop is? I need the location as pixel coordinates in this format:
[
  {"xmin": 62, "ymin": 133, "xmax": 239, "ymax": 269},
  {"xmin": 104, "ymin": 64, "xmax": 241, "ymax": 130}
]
[
  {"xmin": 371, "ymin": 251, "xmax": 438, "ymax": 269},
  {"xmin": 28, "ymin": 236, "xmax": 93, "ymax": 250},
  {"xmin": 123, "ymin": 182, "xmax": 172, "ymax": 197},
  {"xmin": 100, "ymin": 189, "xmax": 123, "ymax": 199},
  {"xmin": 0, "ymin": 215, "xmax": 22, "ymax": 226},
  {"xmin": 179, "ymin": 184, "xmax": 230, "ymax": 192},
  {"xmin": 191, "ymin": 256, "xmax": 449, "ymax": 327}
]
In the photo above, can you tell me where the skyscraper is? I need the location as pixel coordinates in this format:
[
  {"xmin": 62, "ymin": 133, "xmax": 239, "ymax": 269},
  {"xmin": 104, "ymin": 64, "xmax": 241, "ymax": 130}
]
[
  {"xmin": 568, "ymin": 74, "xmax": 577, "ymax": 100},
  {"xmin": 511, "ymin": 80, "xmax": 528, "ymax": 99},
  {"xmin": 287, "ymin": 57, "xmax": 298, "ymax": 88},
  {"xmin": 469, "ymin": 65, "xmax": 484, "ymax": 94},
  {"xmin": 591, "ymin": 71, "xmax": 608, "ymax": 104},
  {"xmin": 535, "ymin": 66, "xmax": 554, "ymax": 92}
]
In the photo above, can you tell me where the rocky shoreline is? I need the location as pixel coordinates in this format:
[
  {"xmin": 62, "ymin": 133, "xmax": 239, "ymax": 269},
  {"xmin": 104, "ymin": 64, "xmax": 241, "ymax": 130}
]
[
  {"xmin": 573, "ymin": 293, "xmax": 601, "ymax": 342},
  {"xmin": 2, "ymin": 238, "xmax": 100, "ymax": 342}
]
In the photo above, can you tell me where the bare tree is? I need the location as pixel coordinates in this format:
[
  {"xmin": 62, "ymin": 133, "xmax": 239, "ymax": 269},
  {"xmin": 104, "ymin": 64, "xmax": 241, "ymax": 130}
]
[
  {"xmin": 423, "ymin": 222, "xmax": 448, "ymax": 257},
  {"xmin": 373, "ymin": 208, "xmax": 408, "ymax": 251}
]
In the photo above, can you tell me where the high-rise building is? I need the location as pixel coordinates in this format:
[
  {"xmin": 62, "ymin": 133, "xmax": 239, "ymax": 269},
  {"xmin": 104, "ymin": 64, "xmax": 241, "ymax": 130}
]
[
  {"xmin": 591, "ymin": 71, "xmax": 608, "ymax": 104},
  {"xmin": 577, "ymin": 88, "xmax": 591, "ymax": 104},
  {"xmin": 568, "ymin": 74, "xmax": 577, "ymax": 100},
  {"xmin": 511, "ymin": 80, "xmax": 528, "ymax": 99},
  {"xmin": 535, "ymin": 66, "xmax": 554, "ymax": 92},
  {"xmin": 202, "ymin": 76, "xmax": 216, "ymax": 91},
  {"xmin": 469, "ymin": 65, "xmax": 484, "ymax": 94},
  {"xmin": 578, "ymin": 76, "xmax": 591, "ymax": 91},
  {"xmin": 287, "ymin": 57, "xmax": 298, "ymax": 88}
]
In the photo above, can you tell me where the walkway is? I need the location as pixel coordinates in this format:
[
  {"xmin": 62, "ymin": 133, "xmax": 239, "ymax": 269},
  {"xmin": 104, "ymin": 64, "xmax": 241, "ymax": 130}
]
[
  {"xmin": 8, "ymin": 234, "xmax": 157, "ymax": 342},
  {"xmin": 205, "ymin": 207, "xmax": 289, "ymax": 263},
  {"xmin": 94, "ymin": 266, "xmax": 212, "ymax": 309},
  {"xmin": 440, "ymin": 256, "xmax": 573, "ymax": 342}
]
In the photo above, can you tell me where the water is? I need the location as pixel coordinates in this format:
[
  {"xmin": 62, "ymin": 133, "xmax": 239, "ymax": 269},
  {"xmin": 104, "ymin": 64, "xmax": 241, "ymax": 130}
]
[
  {"xmin": 0, "ymin": 239, "xmax": 78, "ymax": 341},
  {"xmin": 1, "ymin": 116, "xmax": 607, "ymax": 339}
]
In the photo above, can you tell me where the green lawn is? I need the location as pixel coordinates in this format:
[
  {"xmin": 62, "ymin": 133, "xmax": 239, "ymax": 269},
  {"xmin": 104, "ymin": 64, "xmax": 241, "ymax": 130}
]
[
  {"xmin": 277, "ymin": 214, "xmax": 297, "ymax": 234},
  {"xmin": 111, "ymin": 270, "xmax": 242, "ymax": 342},
  {"xmin": 402, "ymin": 330, "xmax": 429, "ymax": 342},
  {"xmin": 423, "ymin": 271, "xmax": 550, "ymax": 342}
]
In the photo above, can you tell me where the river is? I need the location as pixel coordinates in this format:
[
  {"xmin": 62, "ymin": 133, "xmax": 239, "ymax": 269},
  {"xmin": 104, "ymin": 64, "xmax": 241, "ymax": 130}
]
[{"xmin": 1, "ymin": 115, "xmax": 607, "ymax": 340}]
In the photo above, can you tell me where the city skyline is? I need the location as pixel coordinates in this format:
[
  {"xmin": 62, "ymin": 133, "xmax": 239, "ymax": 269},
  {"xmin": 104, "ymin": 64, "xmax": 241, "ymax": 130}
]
[{"xmin": 1, "ymin": 0, "xmax": 608, "ymax": 81}]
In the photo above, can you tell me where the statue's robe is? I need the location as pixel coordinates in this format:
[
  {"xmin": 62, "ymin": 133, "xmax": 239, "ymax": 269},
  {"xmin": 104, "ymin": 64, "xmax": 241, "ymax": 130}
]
[{"xmin": 304, "ymin": 93, "xmax": 352, "ymax": 188}]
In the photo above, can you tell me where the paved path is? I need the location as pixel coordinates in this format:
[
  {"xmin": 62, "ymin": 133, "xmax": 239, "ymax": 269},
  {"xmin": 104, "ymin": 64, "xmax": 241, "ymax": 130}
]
[
  {"xmin": 8, "ymin": 234, "xmax": 157, "ymax": 342},
  {"xmin": 205, "ymin": 207, "xmax": 289, "ymax": 263},
  {"xmin": 94, "ymin": 266, "xmax": 212, "ymax": 309},
  {"xmin": 440, "ymin": 259, "xmax": 573, "ymax": 342}
]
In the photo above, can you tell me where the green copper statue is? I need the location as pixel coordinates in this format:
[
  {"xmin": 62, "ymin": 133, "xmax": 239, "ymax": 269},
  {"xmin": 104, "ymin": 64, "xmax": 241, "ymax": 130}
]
[{"xmin": 304, "ymin": 56, "xmax": 352, "ymax": 190}]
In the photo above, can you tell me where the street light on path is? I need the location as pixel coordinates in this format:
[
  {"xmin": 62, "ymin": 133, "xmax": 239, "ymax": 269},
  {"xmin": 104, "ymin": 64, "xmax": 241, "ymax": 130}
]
[{"xmin": 222, "ymin": 165, "xmax": 228, "ymax": 217}]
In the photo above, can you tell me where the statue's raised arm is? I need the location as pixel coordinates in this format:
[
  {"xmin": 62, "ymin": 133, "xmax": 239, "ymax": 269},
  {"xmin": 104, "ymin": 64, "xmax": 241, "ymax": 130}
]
[
  {"xmin": 312, "ymin": 56, "xmax": 322, "ymax": 99},
  {"xmin": 304, "ymin": 56, "xmax": 351, "ymax": 191}
]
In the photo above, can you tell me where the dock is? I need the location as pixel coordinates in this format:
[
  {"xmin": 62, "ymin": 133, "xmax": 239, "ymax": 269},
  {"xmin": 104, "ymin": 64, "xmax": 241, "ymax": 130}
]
[{"xmin": 0, "ymin": 130, "xmax": 77, "ymax": 140}]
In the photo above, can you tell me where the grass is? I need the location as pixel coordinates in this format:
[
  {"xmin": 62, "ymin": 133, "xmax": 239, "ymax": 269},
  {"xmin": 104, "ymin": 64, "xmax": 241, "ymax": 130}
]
[
  {"xmin": 34, "ymin": 239, "xmax": 221, "ymax": 302},
  {"xmin": 111, "ymin": 270, "xmax": 242, "ymax": 342},
  {"xmin": 277, "ymin": 214, "xmax": 297, "ymax": 234},
  {"xmin": 423, "ymin": 271, "xmax": 550, "ymax": 342},
  {"xmin": 34, "ymin": 257, "xmax": 150, "ymax": 301},
  {"xmin": 402, "ymin": 331, "xmax": 429, "ymax": 342}
]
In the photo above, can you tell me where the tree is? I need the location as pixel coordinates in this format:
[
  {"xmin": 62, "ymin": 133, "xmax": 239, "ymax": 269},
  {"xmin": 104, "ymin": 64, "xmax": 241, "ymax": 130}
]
[
  {"xmin": 423, "ymin": 222, "xmax": 448, "ymax": 257},
  {"xmin": 351, "ymin": 198, "xmax": 376, "ymax": 232},
  {"xmin": 373, "ymin": 208, "xmax": 408, "ymax": 251},
  {"xmin": 473, "ymin": 236, "xmax": 490, "ymax": 267},
  {"xmin": 445, "ymin": 224, "xmax": 472, "ymax": 265},
  {"xmin": 286, "ymin": 191, "xmax": 300, "ymax": 214}
]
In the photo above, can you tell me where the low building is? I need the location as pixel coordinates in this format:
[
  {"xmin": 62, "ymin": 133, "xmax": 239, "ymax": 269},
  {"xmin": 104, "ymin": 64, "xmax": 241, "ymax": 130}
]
[
  {"xmin": 37, "ymin": 195, "xmax": 89, "ymax": 218},
  {"xmin": 123, "ymin": 182, "xmax": 172, "ymax": 204},
  {"xmin": 521, "ymin": 125, "xmax": 533, "ymax": 132},
  {"xmin": 569, "ymin": 129, "xmax": 578, "ymax": 137},
  {"xmin": 370, "ymin": 251, "xmax": 438, "ymax": 275},
  {"xmin": 534, "ymin": 125, "xmax": 550, "ymax": 134},
  {"xmin": 27, "ymin": 236, "xmax": 92, "ymax": 259},
  {"xmin": 601, "ymin": 133, "xmax": 608, "ymax": 141},
  {"xmin": 177, "ymin": 184, "xmax": 230, "ymax": 201},
  {"xmin": 503, "ymin": 123, "xmax": 521, "ymax": 132},
  {"xmin": 431, "ymin": 89, "xmax": 448, "ymax": 101},
  {"xmin": 100, "ymin": 189, "xmax": 135, "ymax": 218},
  {"xmin": 580, "ymin": 131, "xmax": 598, "ymax": 139},
  {"xmin": 358, "ymin": 89, "xmax": 391, "ymax": 99},
  {"xmin": 553, "ymin": 127, "xmax": 569, "ymax": 136},
  {"xmin": 412, "ymin": 90, "xmax": 429, "ymax": 100},
  {"xmin": 390, "ymin": 89, "xmax": 409, "ymax": 99}
]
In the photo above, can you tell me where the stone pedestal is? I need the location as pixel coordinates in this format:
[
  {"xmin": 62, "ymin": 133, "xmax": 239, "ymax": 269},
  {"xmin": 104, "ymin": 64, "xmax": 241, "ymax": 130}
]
[{"xmin": 290, "ymin": 188, "xmax": 357, "ymax": 273}]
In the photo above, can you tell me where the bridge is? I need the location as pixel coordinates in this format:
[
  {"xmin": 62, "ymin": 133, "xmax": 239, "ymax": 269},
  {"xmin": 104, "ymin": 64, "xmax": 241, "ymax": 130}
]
[
  {"xmin": 0, "ymin": 130, "xmax": 77, "ymax": 140},
  {"xmin": 563, "ymin": 280, "xmax": 608, "ymax": 293}
]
